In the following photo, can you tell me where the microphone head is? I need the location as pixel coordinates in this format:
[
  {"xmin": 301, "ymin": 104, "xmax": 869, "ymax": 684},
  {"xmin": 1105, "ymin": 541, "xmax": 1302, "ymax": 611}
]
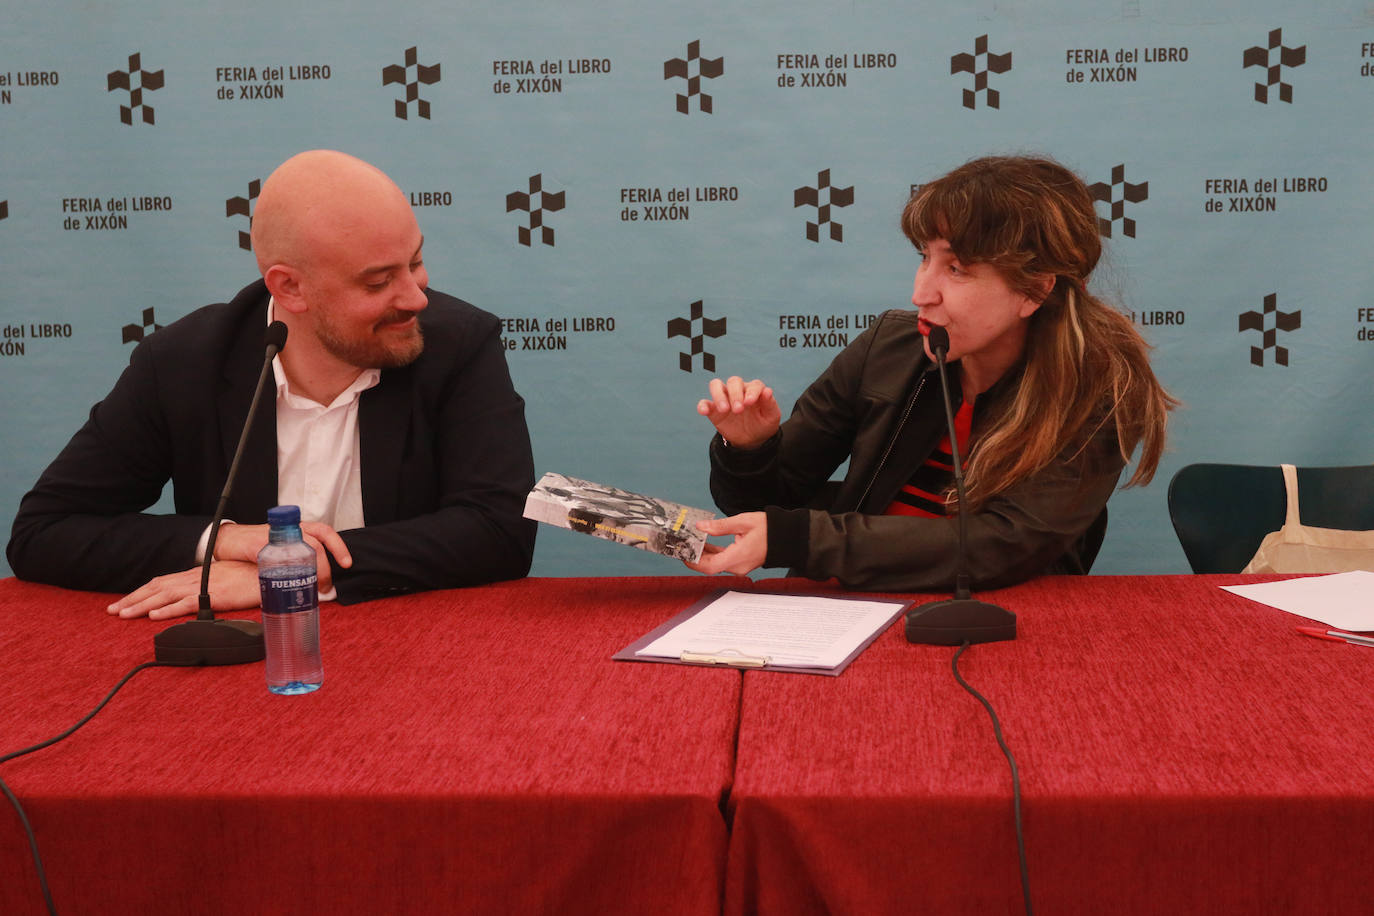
[
  {"xmin": 265, "ymin": 320, "xmax": 288, "ymax": 352},
  {"xmin": 927, "ymin": 324, "xmax": 949, "ymax": 358}
]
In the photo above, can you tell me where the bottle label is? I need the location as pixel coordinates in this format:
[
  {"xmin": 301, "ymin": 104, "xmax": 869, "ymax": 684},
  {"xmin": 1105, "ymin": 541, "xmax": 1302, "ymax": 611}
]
[{"xmin": 259, "ymin": 572, "xmax": 318, "ymax": 615}]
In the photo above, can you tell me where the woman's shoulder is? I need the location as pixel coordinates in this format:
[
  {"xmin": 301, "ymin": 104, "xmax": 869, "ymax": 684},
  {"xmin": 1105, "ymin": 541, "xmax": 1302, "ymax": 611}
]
[
  {"xmin": 871, "ymin": 308, "xmax": 920, "ymax": 334},
  {"xmin": 854, "ymin": 308, "xmax": 925, "ymax": 359}
]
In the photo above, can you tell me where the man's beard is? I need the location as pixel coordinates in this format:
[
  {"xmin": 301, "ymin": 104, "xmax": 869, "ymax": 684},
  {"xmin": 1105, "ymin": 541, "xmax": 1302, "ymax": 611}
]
[{"xmin": 315, "ymin": 310, "xmax": 425, "ymax": 370}]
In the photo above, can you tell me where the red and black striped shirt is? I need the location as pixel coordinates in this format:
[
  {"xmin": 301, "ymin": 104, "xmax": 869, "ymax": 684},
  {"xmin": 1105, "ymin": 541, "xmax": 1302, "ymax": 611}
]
[{"xmin": 883, "ymin": 399, "xmax": 973, "ymax": 518}]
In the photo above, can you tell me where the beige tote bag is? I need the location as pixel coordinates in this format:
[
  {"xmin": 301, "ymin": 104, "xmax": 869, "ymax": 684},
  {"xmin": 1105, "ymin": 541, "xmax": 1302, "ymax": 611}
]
[{"xmin": 1242, "ymin": 464, "xmax": 1374, "ymax": 573}]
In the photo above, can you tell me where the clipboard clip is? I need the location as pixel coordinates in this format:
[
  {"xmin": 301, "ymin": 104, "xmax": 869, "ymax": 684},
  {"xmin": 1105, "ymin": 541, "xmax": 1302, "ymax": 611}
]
[{"xmin": 680, "ymin": 648, "xmax": 770, "ymax": 668}]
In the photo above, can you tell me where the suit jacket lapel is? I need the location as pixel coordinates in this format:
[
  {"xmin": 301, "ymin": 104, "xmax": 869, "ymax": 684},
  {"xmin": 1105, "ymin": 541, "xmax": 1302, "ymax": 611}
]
[
  {"xmin": 217, "ymin": 293, "xmax": 279, "ymax": 521},
  {"xmin": 358, "ymin": 369, "xmax": 410, "ymax": 525}
]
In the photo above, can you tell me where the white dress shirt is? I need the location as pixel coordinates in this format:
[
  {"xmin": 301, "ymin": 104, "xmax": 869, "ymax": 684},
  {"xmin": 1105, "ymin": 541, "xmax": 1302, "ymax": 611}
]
[
  {"xmin": 197, "ymin": 301, "xmax": 380, "ymax": 601},
  {"xmin": 271, "ymin": 355, "xmax": 379, "ymax": 532}
]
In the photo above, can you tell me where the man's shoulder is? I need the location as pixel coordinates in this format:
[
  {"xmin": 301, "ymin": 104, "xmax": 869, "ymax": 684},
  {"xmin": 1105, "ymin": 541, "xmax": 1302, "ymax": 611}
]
[
  {"xmin": 415, "ymin": 288, "xmax": 501, "ymax": 355},
  {"xmin": 131, "ymin": 281, "xmax": 266, "ymax": 371},
  {"xmin": 146, "ymin": 280, "xmax": 267, "ymax": 349},
  {"xmin": 420, "ymin": 289, "xmax": 499, "ymax": 329}
]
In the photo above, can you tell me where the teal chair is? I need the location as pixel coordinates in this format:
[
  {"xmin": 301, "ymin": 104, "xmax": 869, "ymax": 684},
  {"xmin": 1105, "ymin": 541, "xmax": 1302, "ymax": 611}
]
[{"xmin": 1166, "ymin": 463, "xmax": 1374, "ymax": 573}]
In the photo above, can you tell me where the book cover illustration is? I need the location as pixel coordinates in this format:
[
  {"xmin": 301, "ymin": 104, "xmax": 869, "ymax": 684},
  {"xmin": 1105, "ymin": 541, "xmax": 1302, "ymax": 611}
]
[{"xmin": 523, "ymin": 472, "xmax": 716, "ymax": 562}]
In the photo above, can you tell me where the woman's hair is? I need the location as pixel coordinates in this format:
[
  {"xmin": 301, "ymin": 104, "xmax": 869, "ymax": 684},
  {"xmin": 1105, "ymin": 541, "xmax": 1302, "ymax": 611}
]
[{"xmin": 900, "ymin": 155, "xmax": 1176, "ymax": 509}]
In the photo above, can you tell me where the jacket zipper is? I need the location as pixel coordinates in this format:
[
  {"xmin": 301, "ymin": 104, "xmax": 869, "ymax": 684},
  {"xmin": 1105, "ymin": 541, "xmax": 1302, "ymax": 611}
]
[{"xmin": 853, "ymin": 374, "xmax": 926, "ymax": 512}]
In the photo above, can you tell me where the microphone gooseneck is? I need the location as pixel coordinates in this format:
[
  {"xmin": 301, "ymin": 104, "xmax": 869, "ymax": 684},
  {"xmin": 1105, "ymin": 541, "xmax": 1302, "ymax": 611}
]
[
  {"xmin": 926, "ymin": 327, "xmax": 971, "ymax": 601},
  {"xmin": 905, "ymin": 325, "xmax": 1017, "ymax": 646},
  {"xmin": 153, "ymin": 321, "xmax": 289, "ymax": 666}
]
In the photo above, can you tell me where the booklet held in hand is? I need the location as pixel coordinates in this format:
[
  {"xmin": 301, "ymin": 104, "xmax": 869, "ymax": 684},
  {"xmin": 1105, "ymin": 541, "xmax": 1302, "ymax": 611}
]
[{"xmin": 524, "ymin": 472, "xmax": 716, "ymax": 562}]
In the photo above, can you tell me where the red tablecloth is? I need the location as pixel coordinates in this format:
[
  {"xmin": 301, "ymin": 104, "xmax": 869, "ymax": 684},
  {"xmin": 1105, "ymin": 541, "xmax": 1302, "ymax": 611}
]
[
  {"xmin": 727, "ymin": 574, "xmax": 1374, "ymax": 914},
  {"xmin": 0, "ymin": 576, "xmax": 745, "ymax": 915},
  {"xmin": 6, "ymin": 574, "xmax": 1369, "ymax": 915}
]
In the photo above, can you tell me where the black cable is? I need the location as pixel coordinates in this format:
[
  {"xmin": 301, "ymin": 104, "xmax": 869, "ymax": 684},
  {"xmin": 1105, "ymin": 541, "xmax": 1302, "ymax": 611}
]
[
  {"xmin": 951, "ymin": 641, "xmax": 1032, "ymax": 916},
  {"xmin": 1, "ymin": 660, "xmax": 171, "ymax": 916},
  {"xmin": 0, "ymin": 774, "xmax": 53, "ymax": 916}
]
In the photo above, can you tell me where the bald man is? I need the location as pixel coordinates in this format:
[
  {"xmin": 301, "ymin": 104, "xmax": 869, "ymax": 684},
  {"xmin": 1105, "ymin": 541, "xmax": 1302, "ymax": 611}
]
[{"xmin": 8, "ymin": 150, "xmax": 536, "ymax": 614}]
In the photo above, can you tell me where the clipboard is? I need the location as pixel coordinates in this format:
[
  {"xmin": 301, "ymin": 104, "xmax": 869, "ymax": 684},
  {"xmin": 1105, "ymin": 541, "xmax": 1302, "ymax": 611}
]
[{"xmin": 613, "ymin": 588, "xmax": 911, "ymax": 676}]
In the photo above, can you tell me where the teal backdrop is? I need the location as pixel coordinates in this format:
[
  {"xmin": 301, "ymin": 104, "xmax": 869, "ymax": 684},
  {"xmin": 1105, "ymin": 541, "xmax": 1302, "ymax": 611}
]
[{"xmin": 3, "ymin": 0, "xmax": 1372, "ymax": 579}]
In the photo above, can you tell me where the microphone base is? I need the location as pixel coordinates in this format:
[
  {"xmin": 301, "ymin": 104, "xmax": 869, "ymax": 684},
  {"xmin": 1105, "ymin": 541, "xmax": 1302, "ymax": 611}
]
[
  {"xmin": 905, "ymin": 598, "xmax": 1017, "ymax": 646},
  {"xmin": 153, "ymin": 618, "xmax": 266, "ymax": 666}
]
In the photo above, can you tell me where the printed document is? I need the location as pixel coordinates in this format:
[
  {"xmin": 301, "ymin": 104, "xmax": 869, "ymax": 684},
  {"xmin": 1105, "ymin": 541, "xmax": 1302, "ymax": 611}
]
[
  {"xmin": 634, "ymin": 590, "xmax": 908, "ymax": 669},
  {"xmin": 1222, "ymin": 570, "xmax": 1374, "ymax": 631}
]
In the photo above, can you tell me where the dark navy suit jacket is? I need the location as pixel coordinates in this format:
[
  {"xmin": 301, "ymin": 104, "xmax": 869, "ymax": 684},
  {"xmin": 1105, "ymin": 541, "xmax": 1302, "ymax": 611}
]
[{"xmin": 7, "ymin": 280, "xmax": 536, "ymax": 604}]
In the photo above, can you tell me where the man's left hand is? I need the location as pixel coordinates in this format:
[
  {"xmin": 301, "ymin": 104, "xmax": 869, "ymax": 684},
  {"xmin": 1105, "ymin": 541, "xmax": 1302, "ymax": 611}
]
[
  {"xmin": 107, "ymin": 560, "xmax": 262, "ymax": 620},
  {"xmin": 214, "ymin": 521, "xmax": 351, "ymax": 582}
]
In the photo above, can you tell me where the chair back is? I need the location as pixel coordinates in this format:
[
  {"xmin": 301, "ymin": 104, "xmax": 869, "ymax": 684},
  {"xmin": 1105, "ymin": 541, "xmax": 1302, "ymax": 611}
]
[{"xmin": 1167, "ymin": 463, "xmax": 1374, "ymax": 573}]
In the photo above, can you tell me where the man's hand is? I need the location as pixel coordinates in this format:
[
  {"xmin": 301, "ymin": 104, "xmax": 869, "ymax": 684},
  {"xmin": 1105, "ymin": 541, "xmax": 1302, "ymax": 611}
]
[
  {"xmin": 213, "ymin": 521, "xmax": 351, "ymax": 593},
  {"xmin": 107, "ymin": 520, "xmax": 354, "ymax": 620},
  {"xmin": 685, "ymin": 512, "xmax": 769, "ymax": 577},
  {"xmin": 107, "ymin": 560, "xmax": 262, "ymax": 620},
  {"xmin": 696, "ymin": 376, "xmax": 781, "ymax": 451}
]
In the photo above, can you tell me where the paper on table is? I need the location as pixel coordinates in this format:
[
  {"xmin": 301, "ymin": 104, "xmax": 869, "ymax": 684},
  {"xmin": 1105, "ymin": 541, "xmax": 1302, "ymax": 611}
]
[
  {"xmin": 1221, "ymin": 570, "xmax": 1374, "ymax": 631},
  {"xmin": 634, "ymin": 590, "xmax": 907, "ymax": 669}
]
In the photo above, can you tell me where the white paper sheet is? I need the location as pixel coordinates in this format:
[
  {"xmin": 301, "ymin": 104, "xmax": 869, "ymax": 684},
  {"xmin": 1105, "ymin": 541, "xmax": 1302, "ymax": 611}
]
[
  {"xmin": 634, "ymin": 590, "xmax": 907, "ymax": 668},
  {"xmin": 1221, "ymin": 570, "xmax": 1374, "ymax": 631}
]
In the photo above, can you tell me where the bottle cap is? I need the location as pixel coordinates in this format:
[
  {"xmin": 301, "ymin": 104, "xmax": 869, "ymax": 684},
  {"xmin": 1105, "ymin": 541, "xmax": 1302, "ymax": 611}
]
[{"xmin": 267, "ymin": 505, "xmax": 301, "ymax": 527}]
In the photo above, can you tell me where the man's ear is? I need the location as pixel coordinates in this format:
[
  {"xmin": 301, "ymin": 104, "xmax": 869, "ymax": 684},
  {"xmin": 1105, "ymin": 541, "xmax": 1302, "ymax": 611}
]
[{"xmin": 263, "ymin": 264, "xmax": 307, "ymax": 314}]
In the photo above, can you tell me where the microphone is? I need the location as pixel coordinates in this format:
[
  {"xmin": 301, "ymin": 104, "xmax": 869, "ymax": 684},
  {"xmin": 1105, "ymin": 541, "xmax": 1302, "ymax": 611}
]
[
  {"xmin": 905, "ymin": 325, "xmax": 1017, "ymax": 646},
  {"xmin": 153, "ymin": 320, "xmax": 288, "ymax": 665}
]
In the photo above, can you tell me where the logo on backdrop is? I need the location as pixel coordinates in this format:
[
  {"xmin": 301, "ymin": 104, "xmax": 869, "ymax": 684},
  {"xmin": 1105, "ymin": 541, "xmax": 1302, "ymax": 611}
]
[
  {"xmin": 950, "ymin": 36, "xmax": 1011, "ymax": 109},
  {"xmin": 667, "ymin": 300, "xmax": 726, "ymax": 372},
  {"xmin": 664, "ymin": 40, "xmax": 724, "ymax": 114},
  {"xmin": 107, "ymin": 53, "xmax": 164, "ymax": 125},
  {"xmin": 225, "ymin": 179, "xmax": 261, "ymax": 251},
  {"xmin": 122, "ymin": 307, "xmax": 163, "ymax": 345},
  {"xmin": 505, "ymin": 174, "xmax": 566, "ymax": 247},
  {"xmin": 1089, "ymin": 165, "xmax": 1148, "ymax": 238},
  {"xmin": 1243, "ymin": 29, "xmax": 1305, "ymax": 103},
  {"xmin": 383, "ymin": 47, "xmax": 441, "ymax": 120},
  {"xmin": 1239, "ymin": 293, "xmax": 1300, "ymax": 366},
  {"xmin": 794, "ymin": 169, "xmax": 854, "ymax": 243}
]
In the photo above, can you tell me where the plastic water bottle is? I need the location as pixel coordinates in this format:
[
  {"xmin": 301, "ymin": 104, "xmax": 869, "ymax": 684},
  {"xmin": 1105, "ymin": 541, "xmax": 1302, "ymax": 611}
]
[{"xmin": 258, "ymin": 505, "xmax": 323, "ymax": 695}]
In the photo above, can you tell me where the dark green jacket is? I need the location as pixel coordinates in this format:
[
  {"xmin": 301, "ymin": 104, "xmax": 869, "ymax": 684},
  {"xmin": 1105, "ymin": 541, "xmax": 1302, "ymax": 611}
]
[{"xmin": 709, "ymin": 309, "xmax": 1122, "ymax": 591}]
